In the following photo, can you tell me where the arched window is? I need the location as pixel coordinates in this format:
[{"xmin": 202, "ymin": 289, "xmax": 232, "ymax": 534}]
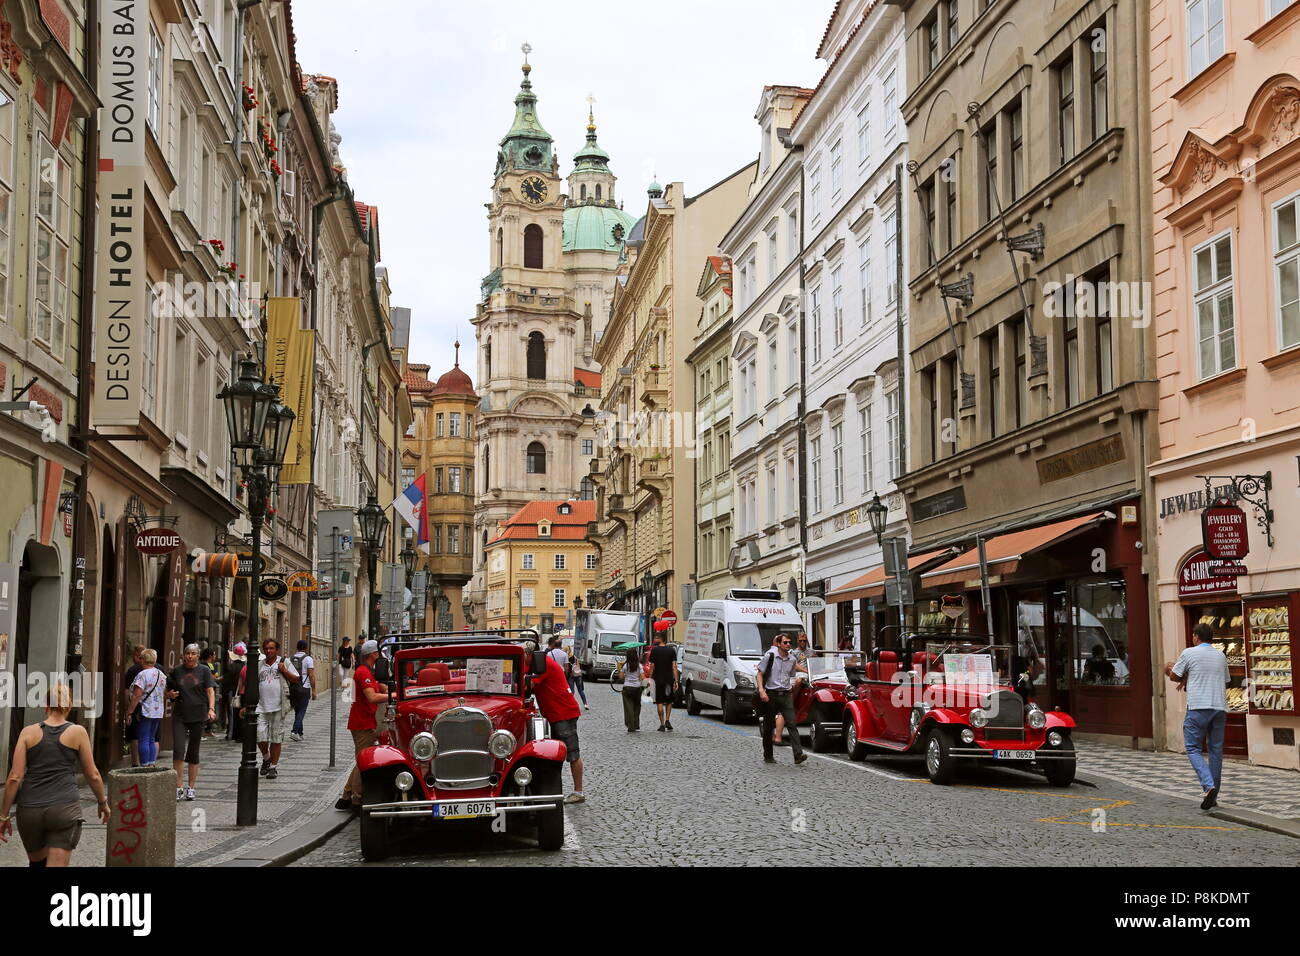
[
  {"xmin": 523, "ymin": 223, "xmax": 543, "ymax": 269},
  {"xmin": 580, "ymin": 184, "xmax": 587, "ymax": 200},
  {"xmin": 527, "ymin": 331, "xmax": 546, "ymax": 379},
  {"xmin": 495, "ymin": 228, "xmax": 503, "ymax": 267},
  {"xmin": 579, "ymin": 476, "xmax": 594, "ymax": 500},
  {"xmin": 485, "ymin": 339, "xmax": 492, "ymax": 378},
  {"xmin": 482, "ymin": 445, "xmax": 490, "ymax": 492},
  {"xmin": 526, "ymin": 441, "xmax": 547, "ymax": 474},
  {"xmin": 595, "ymin": 184, "xmax": 602, "ymax": 201}
]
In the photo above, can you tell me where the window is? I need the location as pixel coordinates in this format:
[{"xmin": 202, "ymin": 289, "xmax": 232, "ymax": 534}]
[
  {"xmin": 859, "ymin": 404, "xmax": 873, "ymax": 491},
  {"xmin": 1274, "ymin": 193, "xmax": 1300, "ymax": 350},
  {"xmin": 944, "ymin": 171, "xmax": 957, "ymax": 254},
  {"xmin": 921, "ymin": 178, "xmax": 937, "ymax": 265},
  {"xmin": 586, "ymin": 553, "xmax": 597, "ymax": 570},
  {"xmin": 1089, "ymin": 265, "xmax": 1114, "ymax": 394},
  {"xmin": 810, "ymin": 437, "xmax": 823, "ymax": 513},
  {"xmin": 449, "ymin": 412, "xmax": 461, "ymax": 437},
  {"xmin": 768, "ymin": 338, "xmax": 778, "ymax": 397},
  {"xmin": 579, "ymin": 476, "xmax": 594, "ymax": 500},
  {"xmin": 736, "ymin": 261, "xmax": 748, "ymax": 311},
  {"xmin": 809, "ymin": 164, "xmax": 822, "ymax": 228},
  {"xmin": 859, "ymin": 241, "xmax": 872, "ymax": 326},
  {"xmin": 946, "ymin": 0, "xmax": 959, "ymax": 50},
  {"xmin": 886, "ymin": 389, "xmax": 901, "ymax": 479},
  {"xmin": 883, "ymin": 213, "xmax": 897, "ymax": 303},
  {"xmin": 830, "ymin": 138, "xmax": 843, "ymax": 201},
  {"xmin": 526, "ymin": 441, "xmax": 547, "ymax": 474},
  {"xmin": 1269, "ymin": 0, "xmax": 1291, "ymax": 15},
  {"xmin": 527, "ymin": 331, "xmax": 546, "ymax": 379},
  {"xmin": 33, "ymin": 137, "xmax": 70, "ymax": 357},
  {"xmin": 786, "ymin": 206, "xmax": 798, "ymax": 262},
  {"xmin": 1007, "ymin": 102, "xmax": 1024, "ymax": 201},
  {"xmin": 1185, "ymin": 0, "xmax": 1224, "ymax": 78},
  {"xmin": 857, "ymin": 97, "xmax": 871, "ymax": 167},
  {"xmin": 521, "ymin": 587, "xmax": 535, "ymax": 607},
  {"xmin": 1057, "ymin": 55, "xmax": 1076, "ymax": 165},
  {"xmin": 553, "ymin": 588, "xmax": 567, "ymax": 609},
  {"xmin": 701, "ymin": 440, "xmax": 713, "ymax": 481},
  {"xmin": 987, "ymin": 332, "xmax": 1001, "ymax": 438},
  {"xmin": 767, "ymin": 465, "xmax": 777, "ymax": 524},
  {"xmin": 832, "ymin": 423, "xmax": 844, "ymax": 505},
  {"xmin": 449, "ymin": 466, "xmax": 462, "ymax": 493},
  {"xmin": 1090, "ymin": 26, "xmax": 1108, "ymax": 140},
  {"xmin": 554, "ymin": 553, "xmax": 566, "ymax": 570},
  {"xmin": 1013, "ymin": 319, "xmax": 1028, "ymax": 429},
  {"xmin": 810, "ymin": 285, "xmax": 822, "ymax": 364},
  {"xmin": 831, "ymin": 266, "xmax": 844, "ymax": 349},
  {"xmin": 435, "ymin": 413, "xmax": 444, "ymax": 437},
  {"xmin": 435, "ymin": 468, "xmax": 444, "ymax": 493},
  {"xmin": 1064, "ymin": 311, "xmax": 1080, "ymax": 408},
  {"xmin": 147, "ymin": 27, "xmax": 163, "ymax": 137},
  {"xmin": 883, "ymin": 70, "xmax": 898, "ymax": 144},
  {"xmin": 433, "ymin": 525, "xmax": 442, "ymax": 554},
  {"xmin": 522, "ymin": 553, "xmax": 535, "ymax": 570},
  {"xmin": 581, "ymin": 439, "xmax": 594, "ymax": 456},
  {"xmin": 767, "ymin": 227, "xmax": 778, "ymax": 281},
  {"xmin": 0, "ymin": 88, "xmax": 12, "ymax": 320},
  {"xmin": 401, "ymin": 467, "xmax": 416, "ymax": 489},
  {"xmin": 1194, "ymin": 232, "xmax": 1235, "ymax": 379},
  {"xmin": 171, "ymin": 327, "xmax": 190, "ymax": 440},
  {"xmin": 760, "ymin": 118, "xmax": 772, "ymax": 172},
  {"xmin": 448, "ymin": 525, "xmax": 460, "ymax": 554},
  {"xmin": 925, "ymin": 12, "xmax": 940, "ymax": 73},
  {"xmin": 981, "ymin": 119, "xmax": 998, "ymax": 221},
  {"xmin": 785, "ymin": 456, "xmax": 797, "ymax": 514},
  {"xmin": 523, "ymin": 223, "xmax": 544, "ymax": 269},
  {"xmin": 496, "ymin": 228, "xmax": 503, "ymax": 267}
]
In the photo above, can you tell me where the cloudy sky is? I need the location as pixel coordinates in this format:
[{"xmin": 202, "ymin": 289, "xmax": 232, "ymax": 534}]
[{"xmin": 290, "ymin": 0, "xmax": 828, "ymax": 381}]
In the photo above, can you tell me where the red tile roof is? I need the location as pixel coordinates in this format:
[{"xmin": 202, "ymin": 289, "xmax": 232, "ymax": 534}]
[
  {"xmin": 707, "ymin": 255, "xmax": 731, "ymax": 277},
  {"xmin": 404, "ymin": 364, "xmax": 433, "ymax": 394},
  {"xmin": 489, "ymin": 500, "xmax": 596, "ymax": 543},
  {"xmin": 574, "ymin": 368, "xmax": 602, "ymax": 389}
]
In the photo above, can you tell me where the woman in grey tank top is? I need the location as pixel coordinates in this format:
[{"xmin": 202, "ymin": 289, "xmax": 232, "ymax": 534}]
[{"xmin": 0, "ymin": 684, "xmax": 110, "ymax": 866}]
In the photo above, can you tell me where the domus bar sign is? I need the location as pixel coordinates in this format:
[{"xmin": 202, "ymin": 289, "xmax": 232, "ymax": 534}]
[{"xmin": 1202, "ymin": 499, "xmax": 1249, "ymax": 561}]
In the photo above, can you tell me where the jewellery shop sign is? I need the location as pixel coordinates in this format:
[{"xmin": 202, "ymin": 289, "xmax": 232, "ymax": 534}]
[{"xmin": 1201, "ymin": 498, "xmax": 1249, "ymax": 576}]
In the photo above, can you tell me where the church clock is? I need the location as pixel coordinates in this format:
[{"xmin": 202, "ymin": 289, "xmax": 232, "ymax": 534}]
[{"xmin": 521, "ymin": 176, "xmax": 548, "ymax": 204}]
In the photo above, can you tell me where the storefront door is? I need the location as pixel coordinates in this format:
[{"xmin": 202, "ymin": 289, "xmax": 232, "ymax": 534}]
[{"xmin": 1012, "ymin": 587, "xmax": 1069, "ymax": 713}]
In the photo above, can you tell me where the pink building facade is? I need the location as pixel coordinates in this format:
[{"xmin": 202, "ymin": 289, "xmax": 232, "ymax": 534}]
[{"xmin": 1150, "ymin": 0, "xmax": 1300, "ymax": 770}]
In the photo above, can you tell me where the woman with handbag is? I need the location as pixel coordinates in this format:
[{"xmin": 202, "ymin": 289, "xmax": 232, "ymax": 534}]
[
  {"xmin": 125, "ymin": 649, "xmax": 166, "ymax": 767},
  {"xmin": 620, "ymin": 647, "xmax": 648, "ymax": 732}
]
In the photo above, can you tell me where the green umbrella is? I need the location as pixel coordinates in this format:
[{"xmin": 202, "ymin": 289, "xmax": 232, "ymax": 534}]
[{"xmin": 612, "ymin": 641, "xmax": 646, "ymax": 651}]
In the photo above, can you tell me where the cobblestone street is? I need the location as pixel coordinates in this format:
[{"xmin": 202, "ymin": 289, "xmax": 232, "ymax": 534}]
[{"xmin": 301, "ymin": 681, "xmax": 1300, "ymax": 867}]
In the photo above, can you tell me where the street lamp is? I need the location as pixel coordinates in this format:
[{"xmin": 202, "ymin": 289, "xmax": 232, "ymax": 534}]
[
  {"xmin": 641, "ymin": 568, "xmax": 655, "ymax": 643},
  {"xmin": 429, "ymin": 580, "xmax": 442, "ymax": 630},
  {"xmin": 866, "ymin": 493, "xmax": 888, "ymax": 545},
  {"xmin": 357, "ymin": 494, "xmax": 389, "ymax": 640},
  {"xmin": 218, "ymin": 359, "xmax": 293, "ymax": 827},
  {"xmin": 399, "ymin": 542, "xmax": 417, "ymax": 578}
]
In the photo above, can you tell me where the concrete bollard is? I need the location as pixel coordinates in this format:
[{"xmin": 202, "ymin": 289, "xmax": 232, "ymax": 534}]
[{"xmin": 105, "ymin": 767, "xmax": 175, "ymax": 867}]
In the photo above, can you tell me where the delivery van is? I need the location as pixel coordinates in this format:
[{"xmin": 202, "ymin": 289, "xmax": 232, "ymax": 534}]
[
  {"xmin": 575, "ymin": 608, "xmax": 643, "ymax": 680},
  {"xmin": 681, "ymin": 589, "xmax": 804, "ymax": 723}
]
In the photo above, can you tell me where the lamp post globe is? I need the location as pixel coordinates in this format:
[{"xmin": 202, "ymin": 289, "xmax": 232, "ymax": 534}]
[
  {"xmin": 219, "ymin": 356, "xmax": 275, "ymax": 472},
  {"xmin": 866, "ymin": 493, "xmax": 888, "ymax": 545},
  {"xmin": 400, "ymin": 542, "xmax": 417, "ymax": 578},
  {"xmin": 357, "ymin": 494, "xmax": 389, "ymax": 640},
  {"xmin": 260, "ymin": 385, "xmax": 296, "ymax": 480}
]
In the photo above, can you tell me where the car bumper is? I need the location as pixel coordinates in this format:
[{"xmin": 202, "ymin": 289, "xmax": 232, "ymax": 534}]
[
  {"xmin": 947, "ymin": 747, "xmax": 1076, "ymax": 760},
  {"xmin": 365, "ymin": 794, "xmax": 563, "ymax": 819}
]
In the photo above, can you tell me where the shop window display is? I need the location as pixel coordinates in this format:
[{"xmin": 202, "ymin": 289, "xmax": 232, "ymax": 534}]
[
  {"xmin": 1244, "ymin": 599, "xmax": 1296, "ymax": 715},
  {"xmin": 1072, "ymin": 576, "xmax": 1130, "ymax": 686}
]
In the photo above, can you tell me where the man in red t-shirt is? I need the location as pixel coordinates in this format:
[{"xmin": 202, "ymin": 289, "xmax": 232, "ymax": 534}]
[
  {"xmin": 533, "ymin": 653, "xmax": 584, "ymax": 803},
  {"xmin": 336, "ymin": 640, "xmax": 393, "ymax": 811}
]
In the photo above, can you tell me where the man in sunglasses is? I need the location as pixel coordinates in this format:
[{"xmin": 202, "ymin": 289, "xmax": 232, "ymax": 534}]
[{"xmin": 756, "ymin": 634, "xmax": 808, "ymax": 765}]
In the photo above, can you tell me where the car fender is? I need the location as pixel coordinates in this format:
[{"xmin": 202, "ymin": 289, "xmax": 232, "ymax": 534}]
[
  {"xmin": 358, "ymin": 744, "xmax": 411, "ymax": 774},
  {"xmin": 923, "ymin": 708, "xmax": 964, "ymax": 726},
  {"xmin": 844, "ymin": 698, "xmax": 883, "ymax": 739},
  {"xmin": 505, "ymin": 738, "xmax": 567, "ymax": 770},
  {"xmin": 1045, "ymin": 711, "xmax": 1077, "ymax": 731},
  {"xmin": 813, "ymin": 687, "xmax": 846, "ymax": 706}
]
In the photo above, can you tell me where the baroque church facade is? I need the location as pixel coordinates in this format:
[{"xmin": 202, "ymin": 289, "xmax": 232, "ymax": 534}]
[{"xmin": 469, "ymin": 54, "xmax": 640, "ymax": 624}]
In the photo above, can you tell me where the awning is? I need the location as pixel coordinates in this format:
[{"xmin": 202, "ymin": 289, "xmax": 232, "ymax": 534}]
[
  {"xmin": 919, "ymin": 511, "xmax": 1113, "ymax": 589},
  {"xmin": 826, "ymin": 549, "xmax": 955, "ymax": 604}
]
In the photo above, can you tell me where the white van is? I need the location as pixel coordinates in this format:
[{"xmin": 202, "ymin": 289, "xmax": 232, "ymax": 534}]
[
  {"xmin": 681, "ymin": 589, "xmax": 805, "ymax": 723},
  {"xmin": 575, "ymin": 608, "xmax": 643, "ymax": 680}
]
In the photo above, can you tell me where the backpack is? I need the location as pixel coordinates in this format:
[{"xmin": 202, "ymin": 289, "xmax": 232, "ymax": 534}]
[
  {"xmin": 372, "ymin": 647, "xmax": 394, "ymax": 686},
  {"xmin": 289, "ymin": 653, "xmax": 309, "ymax": 705}
]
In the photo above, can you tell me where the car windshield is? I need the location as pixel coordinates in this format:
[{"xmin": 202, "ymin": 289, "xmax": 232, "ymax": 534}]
[
  {"xmin": 399, "ymin": 655, "xmax": 520, "ymax": 699},
  {"xmin": 729, "ymin": 623, "xmax": 802, "ymax": 657},
  {"xmin": 806, "ymin": 654, "xmax": 847, "ymax": 682},
  {"xmin": 922, "ymin": 641, "xmax": 1013, "ymax": 690},
  {"xmin": 599, "ymin": 632, "xmax": 637, "ymax": 654}
]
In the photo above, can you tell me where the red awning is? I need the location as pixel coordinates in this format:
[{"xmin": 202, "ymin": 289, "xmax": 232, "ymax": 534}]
[
  {"xmin": 826, "ymin": 549, "xmax": 954, "ymax": 604},
  {"xmin": 919, "ymin": 512, "xmax": 1112, "ymax": 589}
]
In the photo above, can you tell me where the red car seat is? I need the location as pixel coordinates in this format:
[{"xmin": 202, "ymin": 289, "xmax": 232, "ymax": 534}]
[{"xmin": 417, "ymin": 663, "xmax": 451, "ymax": 686}]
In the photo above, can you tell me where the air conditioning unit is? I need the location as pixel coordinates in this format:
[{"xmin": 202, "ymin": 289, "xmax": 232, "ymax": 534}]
[{"xmin": 282, "ymin": 169, "xmax": 296, "ymax": 198}]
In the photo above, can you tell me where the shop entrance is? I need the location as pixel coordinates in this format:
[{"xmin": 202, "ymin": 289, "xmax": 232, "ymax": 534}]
[
  {"xmin": 9, "ymin": 540, "xmax": 62, "ymax": 759},
  {"xmin": 1012, "ymin": 587, "xmax": 1069, "ymax": 714}
]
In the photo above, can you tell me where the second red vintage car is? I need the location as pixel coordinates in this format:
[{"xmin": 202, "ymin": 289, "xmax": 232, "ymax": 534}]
[
  {"xmin": 839, "ymin": 632, "xmax": 1078, "ymax": 785},
  {"xmin": 356, "ymin": 630, "xmax": 568, "ymax": 861}
]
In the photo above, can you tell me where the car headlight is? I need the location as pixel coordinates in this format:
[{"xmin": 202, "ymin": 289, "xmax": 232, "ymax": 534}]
[
  {"xmin": 969, "ymin": 708, "xmax": 989, "ymax": 728},
  {"xmin": 960, "ymin": 728, "xmax": 975, "ymax": 744},
  {"xmin": 513, "ymin": 765, "xmax": 533, "ymax": 787},
  {"xmin": 1048, "ymin": 730, "xmax": 1064, "ymax": 747},
  {"xmin": 488, "ymin": 729, "xmax": 517, "ymax": 759},
  {"xmin": 733, "ymin": 671, "xmax": 754, "ymax": 688},
  {"xmin": 411, "ymin": 732, "xmax": 437, "ymax": 762},
  {"xmin": 395, "ymin": 771, "xmax": 415, "ymax": 792},
  {"xmin": 1027, "ymin": 706, "xmax": 1046, "ymax": 729}
]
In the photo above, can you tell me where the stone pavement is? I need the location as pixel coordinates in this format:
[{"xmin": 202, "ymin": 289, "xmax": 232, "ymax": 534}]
[
  {"xmin": 1075, "ymin": 739, "xmax": 1300, "ymax": 820},
  {"xmin": 1, "ymin": 693, "xmax": 355, "ymax": 867}
]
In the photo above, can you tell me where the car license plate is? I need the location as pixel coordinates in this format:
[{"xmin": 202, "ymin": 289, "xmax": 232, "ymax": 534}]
[
  {"xmin": 993, "ymin": 750, "xmax": 1034, "ymax": 760},
  {"xmin": 432, "ymin": 800, "xmax": 496, "ymax": 820}
]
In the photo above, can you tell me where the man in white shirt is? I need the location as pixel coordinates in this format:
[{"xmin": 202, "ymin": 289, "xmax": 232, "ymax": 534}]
[
  {"xmin": 237, "ymin": 637, "xmax": 299, "ymax": 779},
  {"xmin": 289, "ymin": 639, "xmax": 316, "ymax": 742}
]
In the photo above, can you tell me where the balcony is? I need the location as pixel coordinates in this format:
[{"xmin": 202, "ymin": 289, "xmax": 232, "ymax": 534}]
[{"xmin": 641, "ymin": 367, "xmax": 668, "ymax": 404}]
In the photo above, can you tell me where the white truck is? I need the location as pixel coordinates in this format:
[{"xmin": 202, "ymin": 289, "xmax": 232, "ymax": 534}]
[{"xmin": 575, "ymin": 608, "xmax": 643, "ymax": 681}]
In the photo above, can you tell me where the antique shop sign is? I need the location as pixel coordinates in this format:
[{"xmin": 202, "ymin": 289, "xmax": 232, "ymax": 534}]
[
  {"xmin": 910, "ymin": 486, "xmax": 967, "ymax": 523},
  {"xmin": 1036, "ymin": 434, "xmax": 1125, "ymax": 483}
]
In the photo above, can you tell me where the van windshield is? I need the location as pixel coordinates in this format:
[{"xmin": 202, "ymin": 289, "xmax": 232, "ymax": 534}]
[
  {"xmin": 729, "ymin": 623, "xmax": 801, "ymax": 657},
  {"xmin": 599, "ymin": 632, "xmax": 637, "ymax": 655}
]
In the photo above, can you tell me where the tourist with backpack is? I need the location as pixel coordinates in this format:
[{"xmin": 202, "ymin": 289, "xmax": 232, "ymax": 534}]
[
  {"xmin": 755, "ymin": 634, "xmax": 808, "ymax": 765},
  {"xmin": 288, "ymin": 640, "xmax": 316, "ymax": 742}
]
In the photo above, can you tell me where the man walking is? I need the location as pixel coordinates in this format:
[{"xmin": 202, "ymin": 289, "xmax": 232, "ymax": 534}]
[
  {"xmin": 647, "ymin": 633, "xmax": 679, "ymax": 731},
  {"xmin": 237, "ymin": 637, "xmax": 299, "ymax": 780},
  {"xmin": 288, "ymin": 640, "xmax": 316, "ymax": 742},
  {"xmin": 756, "ymin": 633, "xmax": 808, "ymax": 765},
  {"xmin": 336, "ymin": 639, "xmax": 394, "ymax": 811},
  {"xmin": 1166, "ymin": 622, "xmax": 1231, "ymax": 809}
]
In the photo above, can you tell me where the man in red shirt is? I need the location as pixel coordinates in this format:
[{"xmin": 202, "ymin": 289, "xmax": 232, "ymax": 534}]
[
  {"xmin": 532, "ymin": 652, "xmax": 584, "ymax": 804},
  {"xmin": 336, "ymin": 640, "xmax": 394, "ymax": 811}
]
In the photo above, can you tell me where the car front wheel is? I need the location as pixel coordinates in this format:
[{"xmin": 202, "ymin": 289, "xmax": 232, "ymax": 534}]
[
  {"xmin": 925, "ymin": 728, "xmax": 958, "ymax": 785},
  {"xmin": 811, "ymin": 706, "xmax": 836, "ymax": 753},
  {"xmin": 1043, "ymin": 738, "xmax": 1077, "ymax": 787},
  {"xmin": 843, "ymin": 714, "xmax": 866, "ymax": 761},
  {"xmin": 685, "ymin": 684, "xmax": 702, "ymax": 716},
  {"xmin": 359, "ymin": 774, "xmax": 393, "ymax": 862},
  {"xmin": 534, "ymin": 764, "xmax": 565, "ymax": 851}
]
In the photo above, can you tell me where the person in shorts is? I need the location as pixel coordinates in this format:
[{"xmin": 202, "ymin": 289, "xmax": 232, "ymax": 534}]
[
  {"xmin": 237, "ymin": 638, "xmax": 299, "ymax": 779},
  {"xmin": 167, "ymin": 643, "xmax": 216, "ymax": 801},
  {"xmin": 532, "ymin": 650, "xmax": 585, "ymax": 804},
  {"xmin": 647, "ymin": 633, "xmax": 679, "ymax": 731},
  {"xmin": 0, "ymin": 684, "xmax": 110, "ymax": 867}
]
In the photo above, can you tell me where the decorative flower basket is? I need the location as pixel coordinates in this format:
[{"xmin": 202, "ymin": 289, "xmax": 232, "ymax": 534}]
[
  {"xmin": 217, "ymin": 261, "xmax": 238, "ymax": 279},
  {"xmin": 270, "ymin": 159, "xmax": 283, "ymax": 179},
  {"xmin": 206, "ymin": 238, "xmax": 225, "ymax": 254},
  {"xmin": 242, "ymin": 83, "xmax": 258, "ymax": 112}
]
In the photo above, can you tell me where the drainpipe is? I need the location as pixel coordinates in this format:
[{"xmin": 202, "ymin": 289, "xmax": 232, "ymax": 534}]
[{"xmin": 794, "ymin": 146, "xmax": 807, "ymax": 597}]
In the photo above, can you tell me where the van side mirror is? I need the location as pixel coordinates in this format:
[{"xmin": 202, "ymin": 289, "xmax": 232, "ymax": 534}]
[{"xmin": 711, "ymin": 641, "xmax": 725, "ymax": 660}]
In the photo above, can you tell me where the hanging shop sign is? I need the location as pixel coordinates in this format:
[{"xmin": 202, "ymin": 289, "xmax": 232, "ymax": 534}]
[
  {"xmin": 236, "ymin": 552, "xmax": 267, "ymax": 577},
  {"xmin": 941, "ymin": 594, "xmax": 967, "ymax": 619},
  {"xmin": 286, "ymin": 571, "xmax": 317, "ymax": 592},
  {"xmin": 1177, "ymin": 550, "xmax": 1238, "ymax": 599},
  {"xmin": 1202, "ymin": 499, "xmax": 1250, "ymax": 561},
  {"xmin": 258, "ymin": 578, "xmax": 289, "ymax": 602},
  {"xmin": 135, "ymin": 528, "xmax": 182, "ymax": 555},
  {"xmin": 796, "ymin": 597, "xmax": 827, "ymax": 614}
]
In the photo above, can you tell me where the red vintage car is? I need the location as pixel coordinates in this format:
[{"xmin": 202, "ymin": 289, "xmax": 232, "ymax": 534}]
[
  {"xmin": 792, "ymin": 654, "xmax": 857, "ymax": 753},
  {"xmin": 357, "ymin": 631, "xmax": 567, "ymax": 861},
  {"xmin": 839, "ymin": 633, "xmax": 1077, "ymax": 785}
]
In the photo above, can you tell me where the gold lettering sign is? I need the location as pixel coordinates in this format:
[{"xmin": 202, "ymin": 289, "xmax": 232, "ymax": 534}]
[{"xmin": 1036, "ymin": 434, "xmax": 1125, "ymax": 484}]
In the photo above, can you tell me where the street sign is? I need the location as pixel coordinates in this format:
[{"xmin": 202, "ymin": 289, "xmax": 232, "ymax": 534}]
[
  {"xmin": 135, "ymin": 528, "xmax": 182, "ymax": 555},
  {"xmin": 286, "ymin": 571, "xmax": 317, "ymax": 592},
  {"xmin": 885, "ymin": 577, "xmax": 914, "ymax": 608},
  {"xmin": 1202, "ymin": 499, "xmax": 1249, "ymax": 560},
  {"xmin": 796, "ymin": 597, "xmax": 827, "ymax": 614},
  {"xmin": 1206, "ymin": 561, "xmax": 1248, "ymax": 577},
  {"xmin": 381, "ymin": 563, "xmax": 405, "ymax": 630},
  {"xmin": 658, "ymin": 609, "xmax": 678, "ymax": 627},
  {"xmin": 881, "ymin": 537, "xmax": 908, "ymax": 576}
]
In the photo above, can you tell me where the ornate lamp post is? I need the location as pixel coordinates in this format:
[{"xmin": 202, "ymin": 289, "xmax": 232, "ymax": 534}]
[
  {"xmin": 399, "ymin": 542, "xmax": 418, "ymax": 632},
  {"xmin": 356, "ymin": 494, "xmax": 389, "ymax": 640},
  {"xmin": 641, "ymin": 568, "xmax": 655, "ymax": 644},
  {"xmin": 218, "ymin": 358, "xmax": 294, "ymax": 827}
]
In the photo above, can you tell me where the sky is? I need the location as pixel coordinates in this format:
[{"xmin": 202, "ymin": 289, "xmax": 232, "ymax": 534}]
[{"xmin": 290, "ymin": 0, "xmax": 828, "ymax": 382}]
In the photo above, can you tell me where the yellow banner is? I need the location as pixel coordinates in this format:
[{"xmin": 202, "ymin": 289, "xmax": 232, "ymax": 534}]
[{"xmin": 266, "ymin": 297, "xmax": 314, "ymax": 485}]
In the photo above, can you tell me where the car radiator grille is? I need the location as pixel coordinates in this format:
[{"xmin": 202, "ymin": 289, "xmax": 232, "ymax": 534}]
[
  {"xmin": 985, "ymin": 691, "xmax": 1024, "ymax": 741},
  {"xmin": 432, "ymin": 708, "xmax": 495, "ymax": 788}
]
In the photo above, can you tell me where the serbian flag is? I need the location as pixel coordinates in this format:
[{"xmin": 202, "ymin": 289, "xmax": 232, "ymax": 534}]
[{"xmin": 392, "ymin": 474, "xmax": 430, "ymax": 553}]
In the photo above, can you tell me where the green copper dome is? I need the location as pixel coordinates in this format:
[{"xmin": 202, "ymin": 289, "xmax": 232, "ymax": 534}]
[
  {"xmin": 563, "ymin": 203, "xmax": 638, "ymax": 254},
  {"xmin": 497, "ymin": 61, "xmax": 554, "ymax": 175},
  {"xmin": 573, "ymin": 109, "xmax": 610, "ymax": 169}
]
